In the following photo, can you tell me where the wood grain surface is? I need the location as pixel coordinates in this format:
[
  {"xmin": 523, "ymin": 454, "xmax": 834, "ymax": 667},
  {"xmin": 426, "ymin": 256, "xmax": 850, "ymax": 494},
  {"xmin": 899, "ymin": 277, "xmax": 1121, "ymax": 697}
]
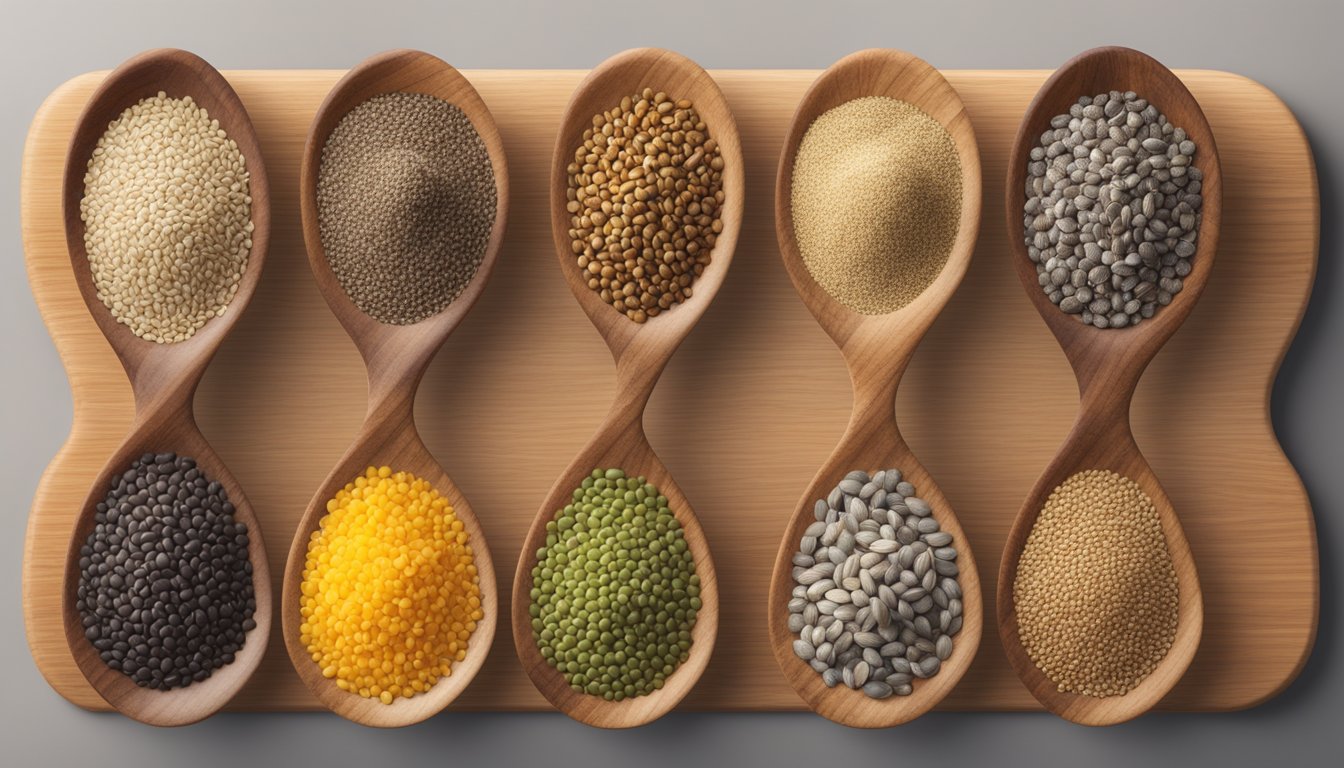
[{"xmin": 22, "ymin": 69, "xmax": 1318, "ymax": 713}]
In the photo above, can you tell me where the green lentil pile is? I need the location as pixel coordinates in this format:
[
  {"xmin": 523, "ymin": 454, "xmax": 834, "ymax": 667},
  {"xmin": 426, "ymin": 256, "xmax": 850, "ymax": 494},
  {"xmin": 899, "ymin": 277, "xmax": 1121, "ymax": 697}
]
[{"xmin": 529, "ymin": 468, "xmax": 702, "ymax": 700}]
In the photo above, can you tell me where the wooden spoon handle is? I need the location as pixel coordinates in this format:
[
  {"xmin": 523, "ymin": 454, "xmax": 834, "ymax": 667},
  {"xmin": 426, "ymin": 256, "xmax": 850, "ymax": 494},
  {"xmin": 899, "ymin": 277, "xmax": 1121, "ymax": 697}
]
[
  {"xmin": 844, "ymin": 357, "xmax": 905, "ymax": 432},
  {"xmin": 595, "ymin": 337, "xmax": 676, "ymax": 436},
  {"xmin": 1061, "ymin": 328, "xmax": 1163, "ymax": 456},
  {"xmin": 122, "ymin": 361, "xmax": 204, "ymax": 422},
  {"xmin": 359, "ymin": 349, "xmax": 434, "ymax": 429},
  {"xmin": 836, "ymin": 302, "xmax": 936, "ymax": 433}
]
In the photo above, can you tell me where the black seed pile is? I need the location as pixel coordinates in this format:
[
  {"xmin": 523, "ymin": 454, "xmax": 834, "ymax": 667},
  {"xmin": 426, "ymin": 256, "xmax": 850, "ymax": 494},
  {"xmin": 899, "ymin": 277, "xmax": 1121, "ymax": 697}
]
[{"xmin": 76, "ymin": 452, "xmax": 257, "ymax": 690}]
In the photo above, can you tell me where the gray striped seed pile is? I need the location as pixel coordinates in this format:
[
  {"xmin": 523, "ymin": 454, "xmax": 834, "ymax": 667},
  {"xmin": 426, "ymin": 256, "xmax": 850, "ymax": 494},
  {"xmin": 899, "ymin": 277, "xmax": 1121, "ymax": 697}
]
[
  {"xmin": 1024, "ymin": 91, "xmax": 1203, "ymax": 328},
  {"xmin": 788, "ymin": 469, "xmax": 963, "ymax": 699},
  {"xmin": 317, "ymin": 92, "xmax": 497, "ymax": 325},
  {"xmin": 80, "ymin": 93, "xmax": 254, "ymax": 343},
  {"xmin": 76, "ymin": 452, "xmax": 257, "ymax": 690}
]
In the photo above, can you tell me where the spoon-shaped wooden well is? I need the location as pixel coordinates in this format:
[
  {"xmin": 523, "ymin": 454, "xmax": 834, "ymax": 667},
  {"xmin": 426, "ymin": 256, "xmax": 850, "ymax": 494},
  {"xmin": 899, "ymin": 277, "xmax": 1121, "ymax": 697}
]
[
  {"xmin": 766, "ymin": 49, "xmax": 984, "ymax": 728},
  {"xmin": 59, "ymin": 48, "xmax": 273, "ymax": 726},
  {"xmin": 998, "ymin": 46, "xmax": 1221, "ymax": 726},
  {"xmin": 510, "ymin": 47, "xmax": 743, "ymax": 728},
  {"xmin": 280, "ymin": 49, "xmax": 508, "ymax": 728}
]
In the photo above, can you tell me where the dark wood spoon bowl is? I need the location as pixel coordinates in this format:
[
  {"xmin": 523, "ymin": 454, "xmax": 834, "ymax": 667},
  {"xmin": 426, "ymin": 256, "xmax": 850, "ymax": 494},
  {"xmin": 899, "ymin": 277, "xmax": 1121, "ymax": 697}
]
[
  {"xmin": 510, "ymin": 47, "xmax": 743, "ymax": 729},
  {"xmin": 59, "ymin": 48, "xmax": 272, "ymax": 726},
  {"xmin": 766, "ymin": 48, "xmax": 984, "ymax": 728},
  {"xmin": 280, "ymin": 49, "xmax": 508, "ymax": 728},
  {"xmin": 998, "ymin": 46, "xmax": 1221, "ymax": 726}
]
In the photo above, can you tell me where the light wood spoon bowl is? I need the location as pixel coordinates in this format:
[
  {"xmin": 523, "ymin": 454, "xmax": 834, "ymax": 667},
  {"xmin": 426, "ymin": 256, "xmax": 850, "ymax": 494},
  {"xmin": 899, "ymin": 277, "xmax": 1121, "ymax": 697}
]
[
  {"xmin": 766, "ymin": 49, "xmax": 984, "ymax": 728},
  {"xmin": 998, "ymin": 46, "xmax": 1221, "ymax": 726},
  {"xmin": 510, "ymin": 47, "xmax": 743, "ymax": 728},
  {"xmin": 59, "ymin": 48, "xmax": 273, "ymax": 726},
  {"xmin": 280, "ymin": 49, "xmax": 508, "ymax": 728}
]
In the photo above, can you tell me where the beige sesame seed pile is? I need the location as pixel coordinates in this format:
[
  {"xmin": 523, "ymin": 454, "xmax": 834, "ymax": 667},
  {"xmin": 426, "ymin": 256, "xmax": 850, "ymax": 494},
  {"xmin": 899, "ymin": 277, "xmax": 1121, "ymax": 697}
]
[
  {"xmin": 1013, "ymin": 469, "xmax": 1179, "ymax": 698},
  {"xmin": 317, "ymin": 92, "xmax": 497, "ymax": 325},
  {"xmin": 80, "ymin": 92, "xmax": 254, "ymax": 343},
  {"xmin": 791, "ymin": 97, "xmax": 962, "ymax": 315},
  {"xmin": 566, "ymin": 89, "xmax": 725, "ymax": 324}
]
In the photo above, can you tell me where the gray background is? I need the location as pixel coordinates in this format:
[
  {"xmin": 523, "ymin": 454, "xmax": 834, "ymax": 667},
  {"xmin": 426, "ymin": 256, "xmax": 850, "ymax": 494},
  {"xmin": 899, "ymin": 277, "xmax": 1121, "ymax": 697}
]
[{"xmin": 3, "ymin": 0, "xmax": 1337, "ymax": 765}]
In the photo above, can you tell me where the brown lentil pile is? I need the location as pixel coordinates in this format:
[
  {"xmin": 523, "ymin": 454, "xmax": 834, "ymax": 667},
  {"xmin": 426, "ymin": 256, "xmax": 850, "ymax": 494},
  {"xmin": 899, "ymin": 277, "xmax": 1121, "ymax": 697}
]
[
  {"xmin": 317, "ymin": 92, "xmax": 497, "ymax": 325},
  {"xmin": 791, "ymin": 97, "xmax": 961, "ymax": 315},
  {"xmin": 1013, "ymin": 469, "xmax": 1179, "ymax": 697},
  {"xmin": 565, "ymin": 89, "xmax": 724, "ymax": 323}
]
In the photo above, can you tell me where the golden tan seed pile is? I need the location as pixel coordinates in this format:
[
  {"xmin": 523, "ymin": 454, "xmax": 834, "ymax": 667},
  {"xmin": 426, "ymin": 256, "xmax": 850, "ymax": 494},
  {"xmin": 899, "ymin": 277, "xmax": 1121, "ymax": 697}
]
[
  {"xmin": 791, "ymin": 97, "xmax": 961, "ymax": 315},
  {"xmin": 81, "ymin": 92, "xmax": 253, "ymax": 343},
  {"xmin": 1013, "ymin": 469, "xmax": 1179, "ymax": 697},
  {"xmin": 566, "ymin": 88, "xmax": 724, "ymax": 323}
]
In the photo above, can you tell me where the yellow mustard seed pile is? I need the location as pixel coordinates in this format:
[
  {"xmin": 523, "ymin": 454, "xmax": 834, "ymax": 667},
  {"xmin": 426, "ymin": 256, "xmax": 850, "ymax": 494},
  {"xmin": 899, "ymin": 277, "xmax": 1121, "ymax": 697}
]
[
  {"xmin": 1013, "ymin": 469, "xmax": 1179, "ymax": 698},
  {"xmin": 299, "ymin": 466, "xmax": 482, "ymax": 704}
]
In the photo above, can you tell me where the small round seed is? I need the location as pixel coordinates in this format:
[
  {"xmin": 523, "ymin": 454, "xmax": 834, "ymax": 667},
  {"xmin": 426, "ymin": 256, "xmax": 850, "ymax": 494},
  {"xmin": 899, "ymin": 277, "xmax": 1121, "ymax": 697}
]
[{"xmin": 1014, "ymin": 469, "xmax": 1178, "ymax": 698}]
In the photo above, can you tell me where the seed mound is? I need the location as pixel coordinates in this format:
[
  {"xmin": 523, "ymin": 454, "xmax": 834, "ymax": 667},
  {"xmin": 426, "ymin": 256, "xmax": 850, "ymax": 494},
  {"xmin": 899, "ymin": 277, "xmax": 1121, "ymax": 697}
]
[
  {"xmin": 1013, "ymin": 469, "xmax": 1179, "ymax": 697},
  {"xmin": 529, "ymin": 468, "xmax": 702, "ymax": 700},
  {"xmin": 566, "ymin": 89, "xmax": 725, "ymax": 324},
  {"xmin": 791, "ymin": 97, "xmax": 962, "ymax": 315},
  {"xmin": 788, "ymin": 469, "xmax": 964, "ymax": 699},
  {"xmin": 299, "ymin": 466, "xmax": 483, "ymax": 704},
  {"xmin": 1024, "ymin": 90, "xmax": 1203, "ymax": 328},
  {"xmin": 76, "ymin": 452, "xmax": 257, "ymax": 690},
  {"xmin": 80, "ymin": 92, "xmax": 254, "ymax": 343},
  {"xmin": 317, "ymin": 92, "xmax": 497, "ymax": 325}
]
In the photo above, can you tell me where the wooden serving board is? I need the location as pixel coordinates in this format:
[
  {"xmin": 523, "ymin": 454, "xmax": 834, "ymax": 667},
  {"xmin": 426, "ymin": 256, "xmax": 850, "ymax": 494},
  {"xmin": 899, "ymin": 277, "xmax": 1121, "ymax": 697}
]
[{"xmin": 22, "ymin": 69, "xmax": 1318, "ymax": 713}]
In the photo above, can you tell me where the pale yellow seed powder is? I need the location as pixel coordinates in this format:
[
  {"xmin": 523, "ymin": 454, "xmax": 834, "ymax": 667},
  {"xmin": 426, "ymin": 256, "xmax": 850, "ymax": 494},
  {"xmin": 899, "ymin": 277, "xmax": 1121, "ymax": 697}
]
[{"xmin": 791, "ymin": 97, "xmax": 962, "ymax": 315}]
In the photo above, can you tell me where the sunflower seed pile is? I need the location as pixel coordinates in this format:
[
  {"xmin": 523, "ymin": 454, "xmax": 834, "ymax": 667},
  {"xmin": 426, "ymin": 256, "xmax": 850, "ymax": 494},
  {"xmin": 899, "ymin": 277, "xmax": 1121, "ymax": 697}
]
[
  {"xmin": 1023, "ymin": 91, "xmax": 1203, "ymax": 329},
  {"xmin": 787, "ymin": 469, "xmax": 963, "ymax": 699}
]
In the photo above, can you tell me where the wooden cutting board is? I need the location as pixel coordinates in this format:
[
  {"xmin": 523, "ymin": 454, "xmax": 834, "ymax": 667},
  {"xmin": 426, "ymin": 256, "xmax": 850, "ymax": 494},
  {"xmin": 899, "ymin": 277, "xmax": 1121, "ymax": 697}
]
[{"xmin": 21, "ymin": 69, "xmax": 1318, "ymax": 713}]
